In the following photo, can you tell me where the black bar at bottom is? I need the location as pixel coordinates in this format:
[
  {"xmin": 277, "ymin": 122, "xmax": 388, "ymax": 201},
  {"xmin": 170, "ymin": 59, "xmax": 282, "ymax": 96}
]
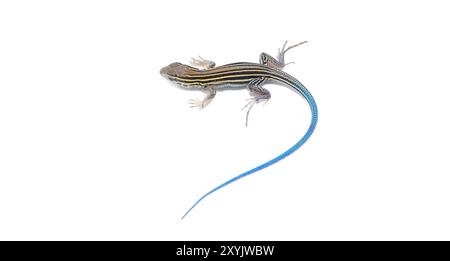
[{"xmin": 0, "ymin": 241, "xmax": 448, "ymax": 259}]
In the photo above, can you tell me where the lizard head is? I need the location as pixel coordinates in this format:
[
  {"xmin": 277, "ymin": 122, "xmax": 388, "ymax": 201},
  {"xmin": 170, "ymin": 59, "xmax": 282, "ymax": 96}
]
[
  {"xmin": 160, "ymin": 62, "xmax": 194, "ymax": 81},
  {"xmin": 160, "ymin": 62, "xmax": 202, "ymax": 88}
]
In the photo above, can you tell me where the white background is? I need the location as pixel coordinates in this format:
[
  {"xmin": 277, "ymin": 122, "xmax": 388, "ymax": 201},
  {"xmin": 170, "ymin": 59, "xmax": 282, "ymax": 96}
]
[{"xmin": 1, "ymin": 0, "xmax": 449, "ymax": 240}]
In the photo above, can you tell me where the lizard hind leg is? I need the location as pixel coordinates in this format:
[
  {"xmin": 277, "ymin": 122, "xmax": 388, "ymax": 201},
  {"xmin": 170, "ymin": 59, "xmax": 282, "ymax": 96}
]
[
  {"xmin": 277, "ymin": 40, "xmax": 307, "ymax": 67},
  {"xmin": 259, "ymin": 52, "xmax": 284, "ymax": 69},
  {"xmin": 260, "ymin": 40, "xmax": 307, "ymax": 69},
  {"xmin": 242, "ymin": 78, "xmax": 270, "ymax": 127}
]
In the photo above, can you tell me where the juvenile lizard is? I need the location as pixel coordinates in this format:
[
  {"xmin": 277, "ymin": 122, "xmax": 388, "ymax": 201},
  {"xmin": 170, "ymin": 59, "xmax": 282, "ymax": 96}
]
[{"xmin": 160, "ymin": 41, "xmax": 318, "ymax": 219}]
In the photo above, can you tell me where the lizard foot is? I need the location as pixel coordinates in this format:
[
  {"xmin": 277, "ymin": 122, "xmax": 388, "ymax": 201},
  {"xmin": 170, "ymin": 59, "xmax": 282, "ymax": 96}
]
[
  {"xmin": 189, "ymin": 98, "xmax": 210, "ymax": 109},
  {"xmin": 190, "ymin": 56, "xmax": 216, "ymax": 70}
]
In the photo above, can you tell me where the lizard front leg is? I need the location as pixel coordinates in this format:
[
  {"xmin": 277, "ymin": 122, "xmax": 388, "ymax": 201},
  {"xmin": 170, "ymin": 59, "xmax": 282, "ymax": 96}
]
[
  {"xmin": 190, "ymin": 56, "xmax": 216, "ymax": 70},
  {"xmin": 189, "ymin": 87, "xmax": 217, "ymax": 109},
  {"xmin": 243, "ymin": 77, "xmax": 270, "ymax": 126}
]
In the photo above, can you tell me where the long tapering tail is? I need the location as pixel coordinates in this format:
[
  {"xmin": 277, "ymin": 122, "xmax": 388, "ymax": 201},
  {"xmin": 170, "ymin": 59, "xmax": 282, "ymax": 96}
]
[{"xmin": 181, "ymin": 76, "xmax": 318, "ymax": 219}]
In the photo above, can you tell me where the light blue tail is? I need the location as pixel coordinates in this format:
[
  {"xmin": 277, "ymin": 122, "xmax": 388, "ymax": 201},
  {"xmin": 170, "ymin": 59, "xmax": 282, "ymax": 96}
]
[{"xmin": 181, "ymin": 78, "xmax": 318, "ymax": 219}]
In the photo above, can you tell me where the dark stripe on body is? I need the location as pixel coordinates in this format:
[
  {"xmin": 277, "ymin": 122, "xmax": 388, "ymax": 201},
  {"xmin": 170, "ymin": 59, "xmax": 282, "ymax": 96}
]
[{"xmin": 174, "ymin": 62, "xmax": 304, "ymax": 97}]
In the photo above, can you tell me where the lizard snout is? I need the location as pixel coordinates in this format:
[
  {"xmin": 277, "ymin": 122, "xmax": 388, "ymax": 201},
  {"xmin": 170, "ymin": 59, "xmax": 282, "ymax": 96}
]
[{"xmin": 160, "ymin": 62, "xmax": 183, "ymax": 78}]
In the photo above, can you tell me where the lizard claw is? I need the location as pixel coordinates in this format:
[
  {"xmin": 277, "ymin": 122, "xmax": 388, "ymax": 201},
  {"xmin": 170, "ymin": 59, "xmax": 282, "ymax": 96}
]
[
  {"xmin": 189, "ymin": 98, "xmax": 211, "ymax": 109},
  {"xmin": 241, "ymin": 98, "xmax": 259, "ymax": 127},
  {"xmin": 190, "ymin": 56, "xmax": 216, "ymax": 70},
  {"xmin": 277, "ymin": 40, "xmax": 307, "ymax": 66},
  {"xmin": 188, "ymin": 98, "xmax": 204, "ymax": 109},
  {"xmin": 244, "ymin": 102, "xmax": 256, "ymax": 127},
  {"xmin": 241, "ymin": 96, "xmax": 270, "ymax": 126},
  {"xmin": 241, "ymin": 98, "xmax": 255, "ymax": 111}
]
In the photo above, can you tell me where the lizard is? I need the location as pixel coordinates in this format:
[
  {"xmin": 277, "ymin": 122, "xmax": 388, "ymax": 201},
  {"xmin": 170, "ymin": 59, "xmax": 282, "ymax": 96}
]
[{"xmin": 160, "ymin": 41, "xmax": 318, "ymax": 219}]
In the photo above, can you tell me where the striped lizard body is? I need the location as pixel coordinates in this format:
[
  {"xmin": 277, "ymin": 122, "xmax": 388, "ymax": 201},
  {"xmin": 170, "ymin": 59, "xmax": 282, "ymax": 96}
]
[{"xmin": 160, "ymin": 41, "xmax": 318, "ymax": 219}]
